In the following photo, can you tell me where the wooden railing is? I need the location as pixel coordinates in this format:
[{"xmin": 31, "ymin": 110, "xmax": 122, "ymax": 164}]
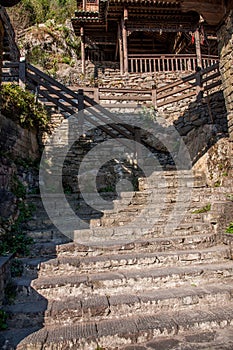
[
  {"xmin": 69, "ymin": 62, "xmax": 221, "ymax": 109},
  {"xmin": 128, "ymin": 54, "xmax": 219, "ymax": 74},
  {"xmin": 1, "ymin": 61, "xmax": 139, "ymax": 152},
  {"xmin": 2, "ymin": 60, "xmax": 222, "ymax": 112}
]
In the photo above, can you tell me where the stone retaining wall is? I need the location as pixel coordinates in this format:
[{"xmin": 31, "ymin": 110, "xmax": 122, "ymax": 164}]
[
  {"xmin": 218, "ymin": 10, "xmax": 233, "ymax": 140},
  {"xmin": 0, "ymin": 113, "xmax": 39, "ymax": 161}
]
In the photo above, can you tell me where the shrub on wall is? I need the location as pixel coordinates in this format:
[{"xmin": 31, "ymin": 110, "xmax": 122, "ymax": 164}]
[{"xmin": 0, "ymin": 83, "xmax": 49, "ymax": 130}]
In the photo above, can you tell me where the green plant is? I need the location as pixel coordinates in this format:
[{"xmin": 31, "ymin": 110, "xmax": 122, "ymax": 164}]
[
  {"xmin": 214, "ymin": 180, "xmax": 221, "ymax": 187},
  {"xmin": 140, "ymin": 106, "xmax": 157, "ymax": 123},
  {"xmin": 226, "ymin": 222, "xmax": 233, "ymax": 234},
  {"xmin": 0, "ymin": 201, "xmax": 35, "ymax": 256},
  {"xmin": 0, "ymin": 84, "xmax": 49, "ymax": 131},
  {"xmin": 192, "ymin": 203, "xmax": 211, "ymax": 214},
  {"xmin": 227, "ymin": 194, "xmax": 233, "ymax": 202},
  {"xmin": 99, "ymin": 185, "xmax": 115, "ymax": 193},
  {"xmin": 11, "ymin": 175, "xmax": 27, "ymax": 199},
  {"xmin": 0, "ymin": 310, "xmax": 7, "ymax": 330},
  {"xmin": 10, "ymin": 259, "xmax": 24, "ymax": 278}
]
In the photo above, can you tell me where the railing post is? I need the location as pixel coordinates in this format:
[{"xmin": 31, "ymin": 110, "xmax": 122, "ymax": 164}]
[
  {"xmin": 19, "ymin": 57, "xmax": 26, "ymax": 89},
  {"xmin": 152, "ymin": 85, "xmax": 157, "ymax": 109},
  {"xmin": 78, "ymin": 89, "xmax": 84, "ymax": 135},
  {"xmin": 195, "ymin": 67, "xmax": 203, "ymax": 102},
  {"xmin": 94, "ymin": 87, "xmax": 99, "ymax": 103}
]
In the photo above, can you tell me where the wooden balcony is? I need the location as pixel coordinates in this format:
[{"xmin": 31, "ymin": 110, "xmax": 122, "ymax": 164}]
[
  {"xmin": 128, "ymin": 54, "xmax": 219, "ymax": 74},
  {"xmin": 83, "ymin": 0, "xmax": 99, "ymax": 12}
]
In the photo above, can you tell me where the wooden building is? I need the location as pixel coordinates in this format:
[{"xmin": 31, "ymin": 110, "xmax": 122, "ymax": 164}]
[
  {"xmin": 0, "ymin": 0, "xmax": 21, "ymax": 84},
  {"xmin": 71, "ymin": 0, "xmax": 229, "ymax": 75}
]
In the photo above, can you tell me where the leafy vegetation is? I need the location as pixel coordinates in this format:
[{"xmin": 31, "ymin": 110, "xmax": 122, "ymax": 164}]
[
  {"xmin": 0, "ymin": 84, "xmax": 49, "ymax": 131},
  {"xmin": 192, "ymin": 203, "xmax": 211, "ymax": 214},
  {"xmin": 0, "ymin": 177, "xmax": 34, "ymax": 256},
  {"xmin": 7, "ymin": 0, "xmax": 77, "ymax": 30},
  {"xmin": 10, "ymin": 259, "xmax": 24, "ymax": 278},
  {"xmin": 0, "ymin": 310, "xmax": 7, "ymax": 330},
  {"xmin": 226, "ymin": 222, "xmax": 233, "ymax": 234}
]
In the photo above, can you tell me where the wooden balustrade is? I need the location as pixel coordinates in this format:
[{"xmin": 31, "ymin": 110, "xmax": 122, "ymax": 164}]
[
  {"xmin": 2, "ymin": 60, "xmax": 222, "ymax": 111},
  {"xmin": 128, "ymin": 54, "xmax": 219, "ymax": 74}
]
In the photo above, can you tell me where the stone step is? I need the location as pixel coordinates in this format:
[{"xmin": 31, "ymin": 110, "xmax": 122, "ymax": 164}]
[
  {"xmin": 72, "ymin": 222, "xmax": 213, "ymax": 244},
  {"xmin": 38, "ymin": 245, "xmax": 230, "ymax": 275},
  {"xmin": 118, "ymin": 328, "xmax": 233, "ymax": 350},
  {"xmin": 5, "ymin": 283, "xmax": 233, "ymax": 328},
  {"xmin": 26, "ymin": 229, "xmax": 71, "ymax": 244},
  {"xmin": 27, "ymin": 261, "xmax": 233, "ymax": 299},
  {"xmin": 29, "ymin": 232, "xmax": 220, "ymax": 258},
  {"xmin": 15, "ymin": 304, "xmax": 233, "ymax": 349},
  {"xmin": 90, "ymin": 216, "xmax": 211, "ymax": 230}
]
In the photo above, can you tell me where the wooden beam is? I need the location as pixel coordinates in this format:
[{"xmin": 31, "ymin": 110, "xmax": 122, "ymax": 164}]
[
  {"xmin": 118, "ymin": 22, "xmax": 124, "ymax": 75},
  {"xmin": 122, "ymin": 16, "xmax": 128, "ymax": 74},
  {"xmin": 80, "ymin": 26, "xmax": 86, "ymax": 75},
  {"xmin": 194, "ymin": 29, "xmax": 202, "ymax": 69}
]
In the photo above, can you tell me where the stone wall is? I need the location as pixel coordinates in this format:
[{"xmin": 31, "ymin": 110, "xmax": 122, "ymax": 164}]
[
  {"xmin": 0, "ymin": 113, "xmax": 40, "ymax": 161},
  {"xmin": 218, "ymin": 10, "xmax": 233, "ymax": 140},
  {"xmin": 0, "ymin": 113, "xmax": 40, "ymax": 193}
]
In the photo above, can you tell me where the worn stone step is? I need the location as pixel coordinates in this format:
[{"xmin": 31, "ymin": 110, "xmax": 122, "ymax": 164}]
[
  {"xmin": 15, "ymin": 304, "xmax": 233, "ymax": 349},
  {"xmin": 118, "ymin": 328, "xmax": 233, "ymax": 350},
  {"xmin": 28, "ymin": 261, "xmax": 233, "ymax": 299},
  {"xmin": 90, "ymin": 214, "xmax": 210, "ymax": 229},
  {"xmin": 26, "ymin": 229, "xmax": 71, "ymax": 244},
  {"xmin": 38, "ymin": 245, "xmax": 230, "ymax": 275},
  {"xmin": 5, "ymin": 283, "xmax": 233, "ymax": 329},
  {"xmin": 73, "ymin": 221, "xmax": 213, "ymax": 243},
  {"xmin": 28, "ymin": 232, "xmax": 221, "ymax": 258},
  {"xmin": 57, "ymin": 232, "xmax": 222, "ymax": 256}
]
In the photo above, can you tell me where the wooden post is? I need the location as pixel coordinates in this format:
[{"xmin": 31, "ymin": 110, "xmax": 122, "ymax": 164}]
[
  {"xmin": 194, "ymin": 29, "xmax": 202, "ymax": 69},
  {"xmin": 19, "ymin": 57, "xmax": 26, "ymax": 89},
  {"xmin": 152, "ymin": 85, "xmax": 157, "ymax": 109},
  {"xmin": 118, "ymin": 22, "xmax": 124, "ymax": 75},
  {"xmin": 195, "ymin": 67, "xmax": 203, "ymax": 102},
  {"xmin": 122, "ymin": 16, "xmax": 128, "ymax": 74},
  {"xmin": 94, "ymin": 87, "xmax": 99, "ymax": 103},
  {"xmin": 78, "ymin": 89, "xmax": 84, "ymax": 135},
  {"xmin": 80, "ymin": 27, "xmax": 86, "ymax": 75}
]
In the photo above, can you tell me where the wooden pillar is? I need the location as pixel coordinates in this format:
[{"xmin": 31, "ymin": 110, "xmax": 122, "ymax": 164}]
[
  {"xmin": 194, "ymin": 29, "xmax": 202, "ymax": 69},
  {"xmin": 80, "ymin": 26, "xmax": 86, "ymax": 75},
  {"xmin": 121, "ymin": 10, "xmax": 128, "ymax": 74},
  {"xmin": 83, "ymin": 0, "xmax": 86, "ymax": 11},
  {"xmin": 19, "ymin": 57, "xmax": 26, "ymax": 89},
  {"xmin": 118, "ymin": 22, "xmax": 124, "ymax": 75}
]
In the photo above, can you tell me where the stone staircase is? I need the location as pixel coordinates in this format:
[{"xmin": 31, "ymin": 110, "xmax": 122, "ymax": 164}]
[{"xmin": 1, "ymin": 167, "xmax": 233, "ymax": 350}]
